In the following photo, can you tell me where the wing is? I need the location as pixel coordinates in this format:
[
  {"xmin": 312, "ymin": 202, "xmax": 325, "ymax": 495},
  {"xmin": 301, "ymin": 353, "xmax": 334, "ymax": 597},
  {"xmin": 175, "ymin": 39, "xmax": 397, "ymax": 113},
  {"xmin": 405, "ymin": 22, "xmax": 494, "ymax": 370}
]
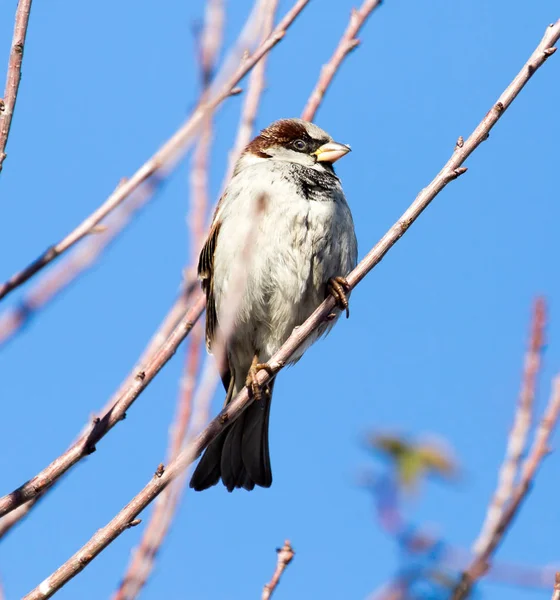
[
  {"xmin": 198, "ymin": 195, "xmax": 234, "ymax": 393},
  {"xmin": 198, "ymin": 219, "xmax": 221, "ymax": 353}
]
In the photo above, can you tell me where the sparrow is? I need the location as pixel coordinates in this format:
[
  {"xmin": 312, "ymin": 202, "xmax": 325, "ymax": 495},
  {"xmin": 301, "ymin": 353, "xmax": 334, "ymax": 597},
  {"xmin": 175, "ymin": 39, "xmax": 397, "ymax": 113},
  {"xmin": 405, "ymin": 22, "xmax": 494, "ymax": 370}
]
[{"xmin": 189, "ymin": 118, "xmax": 358, "ymax": 492}]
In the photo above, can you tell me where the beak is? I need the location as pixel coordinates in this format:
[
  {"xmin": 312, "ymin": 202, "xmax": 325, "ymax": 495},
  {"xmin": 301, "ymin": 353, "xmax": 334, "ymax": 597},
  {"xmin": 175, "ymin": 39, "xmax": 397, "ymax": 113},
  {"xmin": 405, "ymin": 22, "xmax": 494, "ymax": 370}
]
[{"xmin": 313, "ymin": 141, "xmax": 351, "ymax": 164}]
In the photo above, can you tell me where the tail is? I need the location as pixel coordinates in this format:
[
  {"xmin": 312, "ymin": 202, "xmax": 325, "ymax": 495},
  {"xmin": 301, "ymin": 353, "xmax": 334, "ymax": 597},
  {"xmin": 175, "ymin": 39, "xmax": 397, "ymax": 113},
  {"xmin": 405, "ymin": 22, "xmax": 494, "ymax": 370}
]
[{"xmin": 189, "ymin": 379, "xmax": 274, "ymax": 492}]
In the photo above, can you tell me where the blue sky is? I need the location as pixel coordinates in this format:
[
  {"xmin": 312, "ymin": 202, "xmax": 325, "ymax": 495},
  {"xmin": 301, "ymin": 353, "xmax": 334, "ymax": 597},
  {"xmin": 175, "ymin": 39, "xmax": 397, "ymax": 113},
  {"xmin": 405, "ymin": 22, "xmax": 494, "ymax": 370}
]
[{"xmin": 0, "ymin": 1, "xmax": 559, "ymax": 599}]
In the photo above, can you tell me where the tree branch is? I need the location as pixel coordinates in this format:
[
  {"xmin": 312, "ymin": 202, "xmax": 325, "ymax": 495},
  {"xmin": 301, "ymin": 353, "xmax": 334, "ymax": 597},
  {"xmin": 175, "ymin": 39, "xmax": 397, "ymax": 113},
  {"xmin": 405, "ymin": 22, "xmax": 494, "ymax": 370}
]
[
  {"xmin": 0, "ymin": 0, "xmax": 268, "ymax": 348},
  {"xmin": 111, "ymin": 327, "xmax": 203, "ymax": 600},
  {"xmin": 112, "ymin": 2, "xmax": 226, "ymax": 595},
  {"xmin": 552, "ymin": 573, "xmax": 560, "ymax": 600},
  {"xmin": 0, "ymin": 179, "xmax": 157, "ymax": 347},
  {"xmin": 0, "ymin": 295, "xmax": 204, "ymax": 520},
  {"xmin": 300, "ymin": 0, "xmax": 382, "ymax": 121},
  {"xmin": 0, "ymin": 0, "xmax": 311, "ymax": 301},
  {"xmin": 452, "ymin": 376, "xmax": 560, "ymax": 599},
  {"xmin": 21, "ymin": 20, "xmax": 560, "ymax": 600},
  {"xmin": 262, "ymin": 541, "xmax": 295, "ymax": 600},
  {"xmin": 0, "ymin": 0, "xmax": 33, "ymax": 173},
  {"xmin": 221, "ymin": 0, "xmax": 279, "ymax": 187},
  {"xmin": 472, "ymin": 298, "xmax": 546, "ymax": 555},
  {"xmin": 0, "ymin": 283, "xmax": 193, "ymax": 538}
]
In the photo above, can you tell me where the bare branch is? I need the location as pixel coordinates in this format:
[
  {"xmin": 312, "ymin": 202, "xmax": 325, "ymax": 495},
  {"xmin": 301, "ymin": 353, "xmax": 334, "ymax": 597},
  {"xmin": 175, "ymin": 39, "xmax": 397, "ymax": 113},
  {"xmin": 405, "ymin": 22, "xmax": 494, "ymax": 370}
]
[
  {"xmin": 262, "ymin": 541, "xmax": 295, "ymax": 600},
  {"xmin": 552, "ymin": 573, "xmax": 560, "ymax": 600},
  {"xmin": 113, "ymin": 3, "xmax": 225, "ymax": 595},
  {"xmin": 0, "ymin": 179, "xmax": 156, "ymax": 347},
  {"xmin": 222, "ymin": 0, "xmax": 279, "ymax": 187},
  {"xmin": 472, "ymin": 298, "xmax": 546, "ymax": 554},
  {"xmin": 198, "ymin": 0, "xmax": 225, "ymax": 86},
  {"xmin": 20, "ymin": 21, "xmax": 560, "ymax": 599},
  {"xmin": 111, "ymin": 327, "xmax": 203, "ymax": 600},
  {"xmin": 0, "ymin": 0, "xmax": 311, "ymax": 301},
  {"xmin": 0, "ymin": 295, "xmax": 204, "ymax": 520},
  {"xmin": 0, "ymin": 0, "xmax": 263, "ymax": 346},
  {"xmin": 301, "ymin": 0, "xmax": 382, "ymax": 121},
  {"xmin": 452, "ymin": 376, "xmax": 560, "ymax": 600},
  {"xmin": 0, "ymin": 0, "xmax": 33, "ymax": 173},
  {"xmin": 0, "ymin": 284, "xmax": 193, "ymax": 538}
]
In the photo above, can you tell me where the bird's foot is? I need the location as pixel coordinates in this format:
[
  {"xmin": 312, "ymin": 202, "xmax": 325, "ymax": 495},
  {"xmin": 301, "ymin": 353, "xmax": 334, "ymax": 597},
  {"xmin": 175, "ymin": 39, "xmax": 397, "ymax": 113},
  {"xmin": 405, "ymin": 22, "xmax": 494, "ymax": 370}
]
[
  {"xmin": 326, "ymin": 276, "xmax": 351, "ymax": 318},
  {"xmin": 245, "ymin": 357, "xmax": 274, "ymax": 401}
]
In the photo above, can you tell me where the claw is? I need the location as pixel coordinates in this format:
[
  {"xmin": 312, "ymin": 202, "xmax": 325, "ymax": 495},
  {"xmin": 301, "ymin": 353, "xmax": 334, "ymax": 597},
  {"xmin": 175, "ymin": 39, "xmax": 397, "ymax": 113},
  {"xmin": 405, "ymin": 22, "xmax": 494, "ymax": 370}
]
[
  {"xmin": 326, "ymin": 276, "xmax": 351, "ymax": 318},
  {"xmin": 245, "ymin": 357, "xmax": 273, "ymax": 401}
]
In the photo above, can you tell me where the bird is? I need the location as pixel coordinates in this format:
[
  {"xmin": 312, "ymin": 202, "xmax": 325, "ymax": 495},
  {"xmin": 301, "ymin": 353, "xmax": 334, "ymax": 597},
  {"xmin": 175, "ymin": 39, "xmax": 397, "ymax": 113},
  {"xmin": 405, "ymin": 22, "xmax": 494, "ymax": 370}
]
[{"xmin": 189, "ymin": 118, "xmax": 358, "ymax": 492}]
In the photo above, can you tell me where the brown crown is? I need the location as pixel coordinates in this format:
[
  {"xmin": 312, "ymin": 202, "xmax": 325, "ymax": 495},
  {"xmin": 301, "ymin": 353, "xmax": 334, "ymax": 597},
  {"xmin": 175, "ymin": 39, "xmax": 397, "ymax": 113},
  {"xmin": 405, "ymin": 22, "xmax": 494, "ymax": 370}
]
[{"xmin": 245, "ymin": 119, "xmax": 327, "ymax": 158}]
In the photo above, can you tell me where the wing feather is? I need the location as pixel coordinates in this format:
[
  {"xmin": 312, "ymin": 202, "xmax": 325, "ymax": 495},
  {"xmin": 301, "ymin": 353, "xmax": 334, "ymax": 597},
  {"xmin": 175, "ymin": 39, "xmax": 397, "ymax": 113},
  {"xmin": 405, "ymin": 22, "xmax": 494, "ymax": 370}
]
[{"xmin": 198, "ymin": 220, "xmax": 221, "ymax": 352}]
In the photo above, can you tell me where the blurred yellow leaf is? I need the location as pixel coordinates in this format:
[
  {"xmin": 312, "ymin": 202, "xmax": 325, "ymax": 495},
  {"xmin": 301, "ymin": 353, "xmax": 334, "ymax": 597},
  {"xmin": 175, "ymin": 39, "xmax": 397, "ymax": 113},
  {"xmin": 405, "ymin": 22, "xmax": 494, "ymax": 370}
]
[{"xmin": 369, "ymin": 433, "xmax": 458, "ymax": 491}]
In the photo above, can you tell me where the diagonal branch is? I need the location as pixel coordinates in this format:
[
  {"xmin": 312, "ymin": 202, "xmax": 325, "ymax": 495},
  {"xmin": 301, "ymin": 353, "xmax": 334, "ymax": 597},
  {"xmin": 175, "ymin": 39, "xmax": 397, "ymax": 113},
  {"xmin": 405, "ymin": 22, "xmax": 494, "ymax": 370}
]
[
  {"xmin": 0, "ymin": 0, "xmax": 33, "ymax": 174},
  {"xmin": 21, "ymin": 20, "xmax": 560, "ymax": 600},
  {"xmin": 0, "ymin": 0, "xmax": 311, "ymax": 302},
  {"xmin": 111, "ymin": 326, "xmax": 203, "ymax": 600},
  {"xmin": 451, "ymin": 375, "xmax": 560, "ymax": 600},
  {"xmin": 300, "ymin": 0, "xmax": 383, "ymax": 121},
  {"xmin": 0, "ymin": 284, "xmax": 193, "ymax": 539},
  {"xmin": 472, "ymin": 298, "xmax": 546, "ymax": 555},
  {"xmin": 0, "ymin": 179, "xmax": 155, "ymax": 347},
  {"xmin": 0, "ymin": 0, "xmax": 267, "ymax": 348},
  {"xmin": 262, "ymin": 541, "xmax": 295, "ymax": 600},
  {"xmin": 0, "ymin": 295, "xmax": 204, "ymax": 520},
  {"xmin": 112, "ymin": 2, "xmax": 226, "ymax": 596}
]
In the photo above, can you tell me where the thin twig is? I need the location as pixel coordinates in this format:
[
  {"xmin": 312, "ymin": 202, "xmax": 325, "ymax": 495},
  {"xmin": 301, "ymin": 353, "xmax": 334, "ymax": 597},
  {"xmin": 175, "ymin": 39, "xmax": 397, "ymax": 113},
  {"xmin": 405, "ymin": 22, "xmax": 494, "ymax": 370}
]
[
  {"xmin": 0, "ymin": 0, "xmax": 308, "ymax": 524},
  {"xmin": 0, "ymin": 295, "xmax": 204, "ymax": 520},
  {"xmin": 472, "ymin": 298, "xmax": 546, "ymax": 555},
  {"xmin": 552, "ymin": 573, "xmax": 560, "ymax": 600},
  {"xmin": 0, "ymin": 0, "xmax": 311, "ymax": 302},
  {"xmin": 113, "ymin": 3, "xmax": 225, "ymax": 595},
  {"xmin": 111, "ymin": 326, "xmax": 203, "ymax": 600},
  {"xmin": 300, "ymin": 0, "xmax": 382, "ymax": 121},
  {"xmin": 221, "ymin": 0, "xmax": 279, "ymax": 188},
  {"xmin": 0, "ymin": 179, "xmax": 155, "ymax": 347},
  {"xmin": 0, "ymin": 285, "xmax": 193, "ymax": 539},
  {"xmin": 0, "ymin": 0, "xmax": 33, "ymax": 173},
  {"xmin": 262, "ymin": 541, "xmax": 295, "ymax": 600},
  {"xmin": 21, "ymin": 21, "xmax": 560, "ymax": 599},
  {"xmin": 0, "ymin": 0, "xmax": 268, "ymax": 347},
  {"xmin": 452, "ymin": 376, "xmax": 560, "ymax": 600},
  {"xmin": 198, "ymin": 0, "xmax": 226, "ymax": 86},
  {"xmin": 0, "ymin": 500, "xmax": 33, "ymax": 539}
]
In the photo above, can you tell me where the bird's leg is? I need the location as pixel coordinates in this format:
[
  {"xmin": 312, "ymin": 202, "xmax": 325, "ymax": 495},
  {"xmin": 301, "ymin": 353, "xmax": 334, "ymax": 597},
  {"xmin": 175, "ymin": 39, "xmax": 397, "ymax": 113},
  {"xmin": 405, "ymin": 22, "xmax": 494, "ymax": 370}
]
[
  {"xmin": 326, "ymin": 276, "xmax": 351, "ymax": 318},
  {"xmin": 245, "ymin": 355, "xmax": 274, "ymax": 401}
]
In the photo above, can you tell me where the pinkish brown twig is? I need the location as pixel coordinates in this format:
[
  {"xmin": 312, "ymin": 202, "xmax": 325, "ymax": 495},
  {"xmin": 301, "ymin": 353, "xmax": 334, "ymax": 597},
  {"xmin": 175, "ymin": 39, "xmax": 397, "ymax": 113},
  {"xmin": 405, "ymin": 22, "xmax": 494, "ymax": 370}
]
[
  {"xmin": 552, "ymin": 573, "xmax": 560, "ymax": 600},
  {"xmin": 198, "ymin": 0, "xmax": 226, "ymax": 86},
  {"xmin": 262, "ymin": 541, "xmax": 295, "ymax": 600},
  {"xmin": 113, "ymin": 4, "xmax": 225, "ymax": 595},
  {"xmin": 21, "ymin": 21, "xmax": 560, "ymax": 599},
  {"xmin": 301, "ymin": 0, "xmax": 382, "ymax": 121},
  {"xmin": 0, "ymin": 284, "xmax": 193, "ymax": 539},
  {"xmin": 0, "ymin": 294, "xmax": 204, "ymax": 521},
  {"xmin": 0, "ymin": 0, "xmax": 33, "ymax": 173},
  {"xmin": 111, "ymin": 326, "xmax": 203, "ymax": 600},
  {"xmin": 452, "ymin": 375, "xmax": 560, "ymax": 600},
  {"xmin": 0, "ymin": 0, "xmax": 311, "ymax": 302},
  {"xmin": 221, "ymin": 0, "xmax": 279, "ymax": 188},
  {"xmin": 472, "ymin": 298, "xmax": 546, "ymax": 555},
  {"xmin": 0, "ymin": 178, "xmax": 155, "ymax": 347},
  {"xmin": 0, "ymin": 0, "xmax": 267, "ymax": 348}
]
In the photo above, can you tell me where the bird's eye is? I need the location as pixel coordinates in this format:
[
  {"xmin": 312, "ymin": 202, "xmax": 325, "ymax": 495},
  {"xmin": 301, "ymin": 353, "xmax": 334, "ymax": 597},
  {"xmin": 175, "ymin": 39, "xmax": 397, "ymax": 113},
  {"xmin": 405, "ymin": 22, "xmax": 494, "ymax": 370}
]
[{"xmin": 292, "ymin": 139, "xmax": 307, "ymax": 151}]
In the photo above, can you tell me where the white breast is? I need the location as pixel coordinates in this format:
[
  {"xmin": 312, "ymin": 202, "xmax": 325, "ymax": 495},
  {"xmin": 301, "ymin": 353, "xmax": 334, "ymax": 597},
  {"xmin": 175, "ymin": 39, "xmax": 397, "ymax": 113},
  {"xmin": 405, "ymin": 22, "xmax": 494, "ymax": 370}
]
[{"xmin": 213, "ymin": 160, "xmax": 357, "ymax": 366}]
